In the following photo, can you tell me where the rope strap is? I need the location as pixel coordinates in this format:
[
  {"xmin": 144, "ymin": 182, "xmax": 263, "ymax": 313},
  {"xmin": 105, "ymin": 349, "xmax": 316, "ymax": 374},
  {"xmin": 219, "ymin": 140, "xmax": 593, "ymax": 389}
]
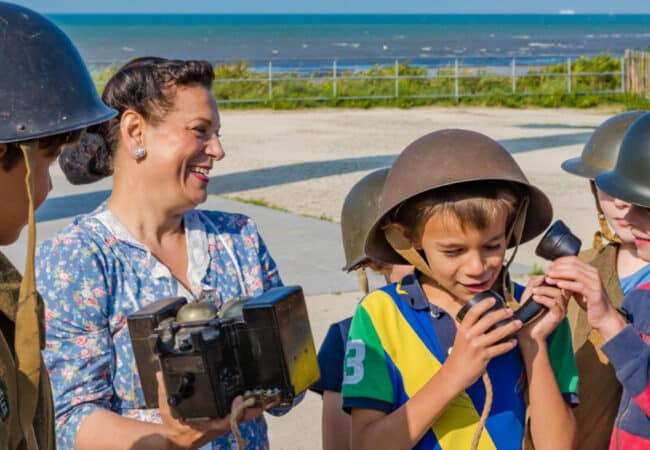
[{"xmin": 15, "ymin": 142, "xmax": 41, "ymax": 450}]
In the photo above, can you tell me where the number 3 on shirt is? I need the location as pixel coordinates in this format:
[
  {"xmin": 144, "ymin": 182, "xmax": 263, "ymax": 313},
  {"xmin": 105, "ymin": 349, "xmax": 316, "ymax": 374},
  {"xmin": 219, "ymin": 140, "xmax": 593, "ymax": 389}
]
[{"xmin": 343, "ymin": 339, "xmax": 366, "ymax": 384}]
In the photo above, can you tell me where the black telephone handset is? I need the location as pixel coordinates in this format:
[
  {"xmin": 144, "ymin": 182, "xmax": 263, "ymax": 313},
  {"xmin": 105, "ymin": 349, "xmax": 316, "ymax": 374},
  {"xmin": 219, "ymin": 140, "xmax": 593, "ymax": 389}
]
[{"xmin": 456, "ymin": 220, "xmax": 581, "ymax": 330}]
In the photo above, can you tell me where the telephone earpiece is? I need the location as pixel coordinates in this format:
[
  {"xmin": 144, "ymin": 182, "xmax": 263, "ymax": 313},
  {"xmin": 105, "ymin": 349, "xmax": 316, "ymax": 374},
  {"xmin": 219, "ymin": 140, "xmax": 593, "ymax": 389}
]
[{"xmin": 456, "ymin": 220, "xmax": 581, "ymax": 330}]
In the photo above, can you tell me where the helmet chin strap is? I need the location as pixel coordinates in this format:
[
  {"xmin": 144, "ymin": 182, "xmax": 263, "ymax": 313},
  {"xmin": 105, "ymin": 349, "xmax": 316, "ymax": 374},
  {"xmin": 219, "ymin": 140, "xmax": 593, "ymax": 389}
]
[
  {"xmin": 589, "ymin": 180, "xmax": 621, "ymax": 249},
  {"xmin": 499, "ymin": 196, "xmax": 529, "ymax": 309},
  {"xmin": 382, "ymin": 223, "xmax": 458, "ymax": 299},
  {"xmin": 356, "ymin": 267, "xmax": 370, "ymax": 295},
  {"xmin": 15, "ymin": 141, "xmax": 40, "ymax": 450}
]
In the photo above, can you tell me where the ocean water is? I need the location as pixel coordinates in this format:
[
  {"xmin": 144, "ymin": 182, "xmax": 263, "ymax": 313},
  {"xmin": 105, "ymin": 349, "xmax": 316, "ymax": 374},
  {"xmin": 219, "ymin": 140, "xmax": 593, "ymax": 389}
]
[{"xmin": 49, "ymin": 14, "xmax": 650, "ymax": 71}]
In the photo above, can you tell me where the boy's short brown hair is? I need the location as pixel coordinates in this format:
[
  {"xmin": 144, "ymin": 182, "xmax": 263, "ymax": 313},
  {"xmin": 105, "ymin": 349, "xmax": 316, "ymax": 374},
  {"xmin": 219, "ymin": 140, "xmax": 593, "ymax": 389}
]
[{"xmin": 390, "ymin": 181, "xmax": 520, "ymax": 243}]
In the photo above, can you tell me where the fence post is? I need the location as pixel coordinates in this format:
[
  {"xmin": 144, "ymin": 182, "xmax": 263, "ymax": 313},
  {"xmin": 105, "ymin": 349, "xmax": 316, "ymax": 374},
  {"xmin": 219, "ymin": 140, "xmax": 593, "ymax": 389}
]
[
  {"xmin": 567, "ymin": 57, "xmax": 572, "ymax": 94},
  {"xmin": 268, "ymin": 61, "xmax": 273, "ymax": 99},
  {"xmin": 454, "ymin": 58, "xmax": 459, "ymax": 103},
  {"xmin": 394, "ymin": 59, "xmax": 399, "ymax": 98},
  {"xmin": 511, "ymin": 57, "xmax": 516, "ymax": 94},
  {"xmin": 333, "ymin": 60, "xmax": 337, "ymax": 98},
  {"xmin": 621, "ymin": 55, "xmax": 626, "ymax": 94}
]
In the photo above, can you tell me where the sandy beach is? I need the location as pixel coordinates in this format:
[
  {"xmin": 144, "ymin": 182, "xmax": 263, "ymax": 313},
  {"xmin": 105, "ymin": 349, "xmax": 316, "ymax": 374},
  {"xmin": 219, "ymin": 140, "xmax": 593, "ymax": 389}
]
[{"xmin": 202, "ymin": 106, "xmax": 620, "ymax": 449}]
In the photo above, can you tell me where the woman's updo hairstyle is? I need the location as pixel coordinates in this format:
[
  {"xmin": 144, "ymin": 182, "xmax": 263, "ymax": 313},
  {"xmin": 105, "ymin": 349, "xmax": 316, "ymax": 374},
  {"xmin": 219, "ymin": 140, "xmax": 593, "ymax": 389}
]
[{"xmin": 59, "ymin": 57, "xmax": 215, "ymax": 184}]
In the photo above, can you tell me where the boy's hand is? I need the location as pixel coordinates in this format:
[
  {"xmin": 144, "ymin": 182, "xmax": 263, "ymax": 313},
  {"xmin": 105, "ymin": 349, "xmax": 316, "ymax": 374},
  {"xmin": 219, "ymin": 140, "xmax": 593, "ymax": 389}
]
[
  {"xmin": 545, "ymin": 256, "xmax": 627, "ymax": 340},
  {"xmin": 517, "ymin": 275, "xmax": 568, "ymax": 342},
  {"xmin": 446, "ymin": 296, "xmax": 522, "ymax": 391}
]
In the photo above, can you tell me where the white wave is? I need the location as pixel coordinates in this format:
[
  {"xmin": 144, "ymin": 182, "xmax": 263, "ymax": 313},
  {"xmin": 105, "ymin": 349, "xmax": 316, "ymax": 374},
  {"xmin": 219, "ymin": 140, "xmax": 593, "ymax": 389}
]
[
  {"xmin": 528, "ymin": 42, "xmax": 556, "ymax": 48},
  {"xmin": 271, "ymin": 49, "xmax": 279, "ymax": 55},
  {"xmin": 421, "ymin": 46, "xmax": 432, "ymax": 51},
  {"xmin": 513, "ymin": 35, "xmax": 530, "ymax": 40},
  {"xmin": 121, "ymin": 46, "xmax": 135, "ymax": 52}
]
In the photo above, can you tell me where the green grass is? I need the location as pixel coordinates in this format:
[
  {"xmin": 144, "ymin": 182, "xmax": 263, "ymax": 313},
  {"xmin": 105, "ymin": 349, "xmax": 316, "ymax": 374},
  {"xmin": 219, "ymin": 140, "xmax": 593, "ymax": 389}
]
[
  {"xmin": 225, "ymin": 195, "xmax": 289, "ymax": 212},
  {"xmin": 528, "ymin": 263, "xmax": 546, "ymax": 277},
  {"xmin": 92, "ymin": 54, "xmax": 643, "ymax": 110}
]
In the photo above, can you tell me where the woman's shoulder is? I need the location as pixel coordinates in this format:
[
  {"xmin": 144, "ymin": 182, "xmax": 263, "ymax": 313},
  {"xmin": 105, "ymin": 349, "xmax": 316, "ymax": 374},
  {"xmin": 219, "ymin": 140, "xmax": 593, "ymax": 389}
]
[
  {"xmin": 37, "ymin": 210, "xmax": 111, "ymax": 261},
  {"xmin": 194, "ymin": 209, "xmax": 258, "ymax": 234}
]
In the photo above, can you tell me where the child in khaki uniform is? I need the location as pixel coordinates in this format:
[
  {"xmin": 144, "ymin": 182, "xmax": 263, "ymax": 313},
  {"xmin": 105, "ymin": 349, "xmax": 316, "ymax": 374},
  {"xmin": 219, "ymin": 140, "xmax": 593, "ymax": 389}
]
[
  {"xmin": 561, "ymin": 111, "xmax": 650, "ymax": 449},
  {"xmin": 549, "ymin": 112, "xmax": 650, "ymax": 449},
  {"xmin": 0, "ymin": 3, "xmax": 115, "ymax": 449}
]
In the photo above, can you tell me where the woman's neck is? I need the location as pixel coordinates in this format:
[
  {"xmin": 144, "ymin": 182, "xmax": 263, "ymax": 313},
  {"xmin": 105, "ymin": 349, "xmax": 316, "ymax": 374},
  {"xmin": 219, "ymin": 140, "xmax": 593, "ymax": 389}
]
[
  {"xmin": 108, "ymin": 180, "xmax": 185, "ymax": 247},
  {"xmin": 617, "ymin": 242, "xmax": 649, "ymax": 279}
]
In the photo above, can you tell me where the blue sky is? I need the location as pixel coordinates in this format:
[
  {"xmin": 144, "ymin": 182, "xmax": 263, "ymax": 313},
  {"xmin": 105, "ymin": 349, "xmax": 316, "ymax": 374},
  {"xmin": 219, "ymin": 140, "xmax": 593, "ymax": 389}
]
[{"xmin": 13, "ymin": 0, "xmax": 650, "ymax": 14}]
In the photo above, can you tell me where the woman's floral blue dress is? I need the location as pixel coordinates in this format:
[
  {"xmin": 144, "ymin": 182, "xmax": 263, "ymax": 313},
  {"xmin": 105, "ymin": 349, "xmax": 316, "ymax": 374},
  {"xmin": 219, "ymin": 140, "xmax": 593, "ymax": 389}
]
[{"xmin": 36, "ymin": 203, "xmax": 282, "ymax": 450}]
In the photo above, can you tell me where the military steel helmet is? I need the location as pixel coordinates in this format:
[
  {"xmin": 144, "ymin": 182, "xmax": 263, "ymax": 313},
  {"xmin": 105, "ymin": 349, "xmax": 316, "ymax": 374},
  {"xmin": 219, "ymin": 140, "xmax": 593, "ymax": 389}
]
[
  {"xmin": 596, "ymin": 112, "xmax": 650, "ymax": 208},
  {"xmin": 561, "ymin": 111, "xmax": 645, "ymax": 179},
  {"xmin": 365, "ymin": 129, "xmax": 553, "ymax": 265},
  {"xmin": 0, "ymin": 2, "xmax": 116, "ymax": 143},
  {"xmin": 341, "ymin": 168, "xmax": 390, "ymax": 271}
]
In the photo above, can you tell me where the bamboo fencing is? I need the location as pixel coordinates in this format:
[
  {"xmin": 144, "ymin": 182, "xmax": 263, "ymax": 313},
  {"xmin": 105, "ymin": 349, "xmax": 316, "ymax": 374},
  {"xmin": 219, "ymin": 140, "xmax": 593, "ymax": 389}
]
[{"xmin": 625, "ymin": 49, "xmax": 650, "ymax": 98}]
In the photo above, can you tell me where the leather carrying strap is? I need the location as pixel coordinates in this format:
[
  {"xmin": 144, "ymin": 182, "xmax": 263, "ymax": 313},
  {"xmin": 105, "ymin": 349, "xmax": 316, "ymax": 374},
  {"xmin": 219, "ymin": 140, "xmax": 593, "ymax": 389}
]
[{"xmin": 15, "ymin": 142, "xmax": 40, "ymax": 450}]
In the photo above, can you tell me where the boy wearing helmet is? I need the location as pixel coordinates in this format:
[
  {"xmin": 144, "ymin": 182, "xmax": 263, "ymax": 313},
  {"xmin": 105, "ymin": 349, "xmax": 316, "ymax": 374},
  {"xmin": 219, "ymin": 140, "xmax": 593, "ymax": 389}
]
[
  {"xmin": 341, "ymin": 130, "xmax": 578, "ymax": 450},
  {"xmin": 560, "ymin": 111, "xmax": 648, "ymax": 449},
  {"xmin": 310, "ymin": 168, "xmax": 412, "ymax": 450},
  {"xmin": 0, "ymin": 3, "xmax": 115, "ymax": 449},
  {"xmin": 549, "ymin": 112, "xmax": 650, "ymax": 449}
]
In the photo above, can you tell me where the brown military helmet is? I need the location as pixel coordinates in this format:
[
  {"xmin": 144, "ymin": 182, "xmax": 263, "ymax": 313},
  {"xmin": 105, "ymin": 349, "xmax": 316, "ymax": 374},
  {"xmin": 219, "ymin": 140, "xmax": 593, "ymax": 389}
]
[
  {"xmin": 365, "ymin": 129, "xmax": 553, "ymax": 265},
  {"xmin": 562, "ymin": 111, "xmax": 644, "ymax": 248},
  {"xmin": 596, "ymin": 112, "xmax": 650, "ymax": 209},
  {"xmin": 561, "ymin": 111, "xmax": 645, "ymax": 179},
  {"xmin": 341, "ymin": 168, "xmax": 390, "ymax": 272}
]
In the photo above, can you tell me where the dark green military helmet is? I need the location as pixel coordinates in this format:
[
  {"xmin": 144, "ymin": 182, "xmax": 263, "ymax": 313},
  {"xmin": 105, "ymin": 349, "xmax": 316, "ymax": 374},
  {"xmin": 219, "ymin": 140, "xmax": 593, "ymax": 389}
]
[
  {"xmin": 561, "ymin": 111, "xmax": 645, "ymax": 179},
  {"xmin": 341, "ymin": 168, "xmax": 390, "ymax": 271},
  {"xmin": 596, "ymin": 112, "xmax": 650, "ymax": 208},
  {"xmin": 0, "ymin": 2, "xmax": 116, "ymax": 144}
]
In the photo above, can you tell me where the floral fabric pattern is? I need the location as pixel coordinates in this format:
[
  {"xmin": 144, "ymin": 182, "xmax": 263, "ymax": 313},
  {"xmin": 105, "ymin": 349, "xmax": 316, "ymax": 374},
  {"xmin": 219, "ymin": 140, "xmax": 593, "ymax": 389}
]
[{"xmin": 36, "ymin": 202, "xmax": 282, "ymax": 450}]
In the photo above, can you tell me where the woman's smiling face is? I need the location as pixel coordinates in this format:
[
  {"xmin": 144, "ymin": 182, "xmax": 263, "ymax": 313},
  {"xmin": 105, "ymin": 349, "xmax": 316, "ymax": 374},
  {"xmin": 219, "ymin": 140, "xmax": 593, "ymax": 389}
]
[{"xmin": 141, "ymin": 84, "xmax": 224, "ymax": 210}]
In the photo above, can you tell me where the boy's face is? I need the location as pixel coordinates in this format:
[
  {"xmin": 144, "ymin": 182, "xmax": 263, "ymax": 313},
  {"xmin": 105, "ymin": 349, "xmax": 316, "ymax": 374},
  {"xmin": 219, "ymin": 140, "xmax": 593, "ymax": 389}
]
[
  {"xmin": 596, "ymin": 187, "xmax": 634, "ymax": 243},
  {"xmin": 624, "ymin": 204, "xmax": 650, "ymax": 261},
  {"xmin": 418, "ymin": 209, "xmax": 509, "ymax": 302},
  {"xmin": 0, "ymin": 144, "xmax": 58, "ymax": 245}
]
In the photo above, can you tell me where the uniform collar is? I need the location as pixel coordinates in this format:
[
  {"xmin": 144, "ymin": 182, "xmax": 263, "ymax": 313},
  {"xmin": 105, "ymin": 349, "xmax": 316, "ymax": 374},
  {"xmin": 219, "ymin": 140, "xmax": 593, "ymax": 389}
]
[{"xmin": 396, "ymin": 273, "xmax": 446, "ymax": 317}]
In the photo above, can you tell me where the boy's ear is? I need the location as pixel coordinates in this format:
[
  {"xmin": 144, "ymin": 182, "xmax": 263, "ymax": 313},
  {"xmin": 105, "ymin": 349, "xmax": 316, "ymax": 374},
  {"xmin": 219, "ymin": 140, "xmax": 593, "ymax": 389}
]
[{"xmin": 388, "ymin": 222, "xmax": 422, "ymax": 249}]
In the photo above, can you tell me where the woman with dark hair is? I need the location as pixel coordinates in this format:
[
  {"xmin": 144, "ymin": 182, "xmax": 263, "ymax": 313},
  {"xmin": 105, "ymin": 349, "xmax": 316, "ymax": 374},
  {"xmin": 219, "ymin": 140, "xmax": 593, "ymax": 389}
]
[{"xmin": 35, "ymin": 57, "xmax": 282, "ymax": 450}]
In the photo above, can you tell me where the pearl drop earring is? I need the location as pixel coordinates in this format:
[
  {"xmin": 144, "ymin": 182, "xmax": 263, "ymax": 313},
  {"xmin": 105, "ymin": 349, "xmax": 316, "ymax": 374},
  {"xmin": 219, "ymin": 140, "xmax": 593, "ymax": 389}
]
[{"xmin": 134, "ymin": 146, "xmax": 146, "ymax": 159}]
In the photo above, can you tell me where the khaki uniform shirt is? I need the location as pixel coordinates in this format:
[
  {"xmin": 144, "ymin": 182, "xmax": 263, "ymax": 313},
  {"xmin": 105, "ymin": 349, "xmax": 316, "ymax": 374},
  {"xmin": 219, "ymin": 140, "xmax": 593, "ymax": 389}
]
[
  {"xmin": 567, "ymin": 244, "xmax": 624, "ymax": 450},
  {"xmin": 0, "ymin": 252, "xmax": 55, "ymax": 450}
]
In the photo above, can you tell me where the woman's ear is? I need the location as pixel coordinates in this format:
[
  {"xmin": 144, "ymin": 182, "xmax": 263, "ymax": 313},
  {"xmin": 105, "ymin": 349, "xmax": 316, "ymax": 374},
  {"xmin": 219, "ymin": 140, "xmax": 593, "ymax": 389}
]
[{"xmin": 120, "ymin": 109, "xmax": 145, "ymax": 159}]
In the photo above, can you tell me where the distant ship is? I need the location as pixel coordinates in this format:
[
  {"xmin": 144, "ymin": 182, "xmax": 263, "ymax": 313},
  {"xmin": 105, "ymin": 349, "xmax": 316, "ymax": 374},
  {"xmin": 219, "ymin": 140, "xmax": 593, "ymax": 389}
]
[{"xmin": 559, "ymin": 9, "xmax": 576, "ymax": 15}]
